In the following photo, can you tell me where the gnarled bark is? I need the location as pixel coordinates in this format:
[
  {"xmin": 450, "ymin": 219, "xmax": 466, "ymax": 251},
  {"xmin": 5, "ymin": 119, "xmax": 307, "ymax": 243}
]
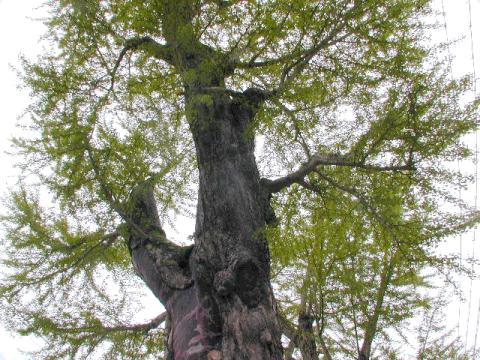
[
  {"xmin": 187, "ymin": 89, "xmax": 282, "ymax": 359},
  {"xmin": 125, "ymin": 91, "xmax": 283, "ymax": 359}
]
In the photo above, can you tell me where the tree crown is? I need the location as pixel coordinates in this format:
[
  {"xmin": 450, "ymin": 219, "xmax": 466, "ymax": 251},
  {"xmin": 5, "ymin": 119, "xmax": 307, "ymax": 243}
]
[{"xmin": 1, "ymin": 0, "xmax": 478, "ymax": 358}]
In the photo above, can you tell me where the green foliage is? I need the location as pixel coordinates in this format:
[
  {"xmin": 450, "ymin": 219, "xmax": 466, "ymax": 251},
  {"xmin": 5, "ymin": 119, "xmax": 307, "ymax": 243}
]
[
  {"xmin": 415, "ymin": 298, "xmax": 473, "ymax": 360},
  {"xmin": 1, "ymin": 0, "xmax": 479, "ymax": 358},
  {"xmin": 0, "ymin": 188, "xmax": 167, "ymax": 358}
]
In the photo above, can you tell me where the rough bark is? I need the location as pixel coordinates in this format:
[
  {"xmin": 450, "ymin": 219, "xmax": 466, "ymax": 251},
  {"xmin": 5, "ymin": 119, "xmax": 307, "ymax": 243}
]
[
  {"xmin": 188, "ymin": 89, "xmax": 282, "ymax": 359},
  {"xmin": 125, "ymin": 90, "xmax": 283, "ymax": 359},
  {"xmin": 297, "ymin": 311, "xmax": 318, "ymax": 360}
]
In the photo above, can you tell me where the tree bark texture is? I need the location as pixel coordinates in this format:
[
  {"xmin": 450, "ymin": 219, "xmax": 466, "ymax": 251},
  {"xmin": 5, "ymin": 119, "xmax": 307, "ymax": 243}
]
[
  {"xmin": 125, "ymin": 90, "xmax": 283, "ymax": 359},
  {"xmin": 121, "ymin": 3, "xmax": 284, "ymax": 356}
]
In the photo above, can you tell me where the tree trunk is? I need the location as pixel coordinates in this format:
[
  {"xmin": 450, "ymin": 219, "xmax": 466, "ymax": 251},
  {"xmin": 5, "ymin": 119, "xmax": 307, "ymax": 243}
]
[
  {"xmin": 126, "ymin": 90, "xmax": 283, "ymax": 359},
  {"xmin": 120, "ymin": 1, "xmax": 284, "ymax": 355}
]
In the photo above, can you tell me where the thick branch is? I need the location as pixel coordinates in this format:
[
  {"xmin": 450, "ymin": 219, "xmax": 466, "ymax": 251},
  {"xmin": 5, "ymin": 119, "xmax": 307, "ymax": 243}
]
[
  {"xmin": 263, "ymin": 153, "xmax": 413, "ymax": 194},
  {"xmin": 126, "ymin": 180, "xmax": 193, "ymax": 291},
  {"xmin": 86, "ymin": 138, "xmax": 193, "ymax": 293}
]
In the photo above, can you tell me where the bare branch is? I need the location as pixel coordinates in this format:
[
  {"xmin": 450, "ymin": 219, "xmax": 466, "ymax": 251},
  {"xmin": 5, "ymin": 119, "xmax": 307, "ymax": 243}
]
[
  {"xmin": 103, "ymin": 312, "xmax": 168, "ymax": 333},
  {"xmin": 263, "ymin": 152, "xmax": 413, "ymax": 194},
  {"xmin": 54, "ymin": 312, "xmax": 167, "ymax": 335}
]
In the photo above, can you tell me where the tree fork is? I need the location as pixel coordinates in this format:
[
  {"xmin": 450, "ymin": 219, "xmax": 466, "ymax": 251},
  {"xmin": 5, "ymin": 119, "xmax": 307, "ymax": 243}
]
[
  {"xmin": 126, "ymin": 181, "xmax": 217, "ymax": 359},
  {"xmin": 125, "ymin": 89, "xmax": 284, "ymax": 358}
]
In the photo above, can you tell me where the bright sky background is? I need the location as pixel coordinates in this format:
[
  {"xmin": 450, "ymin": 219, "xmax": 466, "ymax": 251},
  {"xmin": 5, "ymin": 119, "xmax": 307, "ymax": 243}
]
[{"xmin": 0, "ymin": 0, "xmax": 479, "ymax": 358}]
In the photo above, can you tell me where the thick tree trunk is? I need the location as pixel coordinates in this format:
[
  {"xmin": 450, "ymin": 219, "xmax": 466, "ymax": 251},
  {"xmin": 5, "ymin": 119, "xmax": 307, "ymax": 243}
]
[
  {"xmin": 122, "ymin": 2, "xmax": 283, "ymax": 355},
  {"xmin": 126, "ymin": 90, "xmax": 283, "ymax": 359},
  {"xmin": 188, "ymin": 91, "xmax": 282, "ymax": 359}
]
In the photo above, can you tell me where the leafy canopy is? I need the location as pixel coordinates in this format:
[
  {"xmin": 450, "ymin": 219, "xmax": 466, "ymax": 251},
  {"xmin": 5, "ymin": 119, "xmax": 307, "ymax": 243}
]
[{"xmin": 1, "ymin": 0, "xmax": 479, "ymax": 358}]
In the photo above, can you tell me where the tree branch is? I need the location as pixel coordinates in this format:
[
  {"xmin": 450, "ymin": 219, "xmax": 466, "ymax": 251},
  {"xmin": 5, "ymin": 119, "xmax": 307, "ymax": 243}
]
[
  {"xmin": 313, "ymin": 276, "xmax": 334, "ymax": 360},
  {"xmin": 85, "ymin": 145, "xmax": 163, "ymax": 243},
  {"xmin": 297, "ymin": 294, "xmax": 318, "ymax": 360},
  {"xmin": 85, "ymin": 145, "xmax": 193, "ymax": 293},
  {"xmin": 299, "ymin": 172, "xmax": 390, "ymax": 230},
  {"xmin": 207, "ymin": 0, "xmax": 241, "ymax": 8},
  {"xmin": 104, "ymin": 312, "xmax": 168, "ymax": 333},
  {"xmin": 318, "ymin": 336, "xmax": 333, "ymax": 360},
  {"xmin": 234, "ymin": 22, "xmax": 347, "ymax": 73},
  {"xmin": 227, "ymin": 5, "xmax": 359, "ymax": 108},
  {"xmin": 347, "ymin": 259, "xmax": 362, "ymax": 356},
  {"xmin": 277, "ymin": 313, "xmax": 299, "ymax": 360},
  {"xmin": 54, "ymin": 312, "xmax": 167, "ymax": 335},
  {"xmin": 273, "ymin": 100, "xmax": 312, "ymax": 158},
  {"xmin": 7, "ymin": 230, "xmax": 120, "ymax": 295},
  {"xmin": 110, "ymin": 37, "xmax": 173, "ymax": 91},
  {"xmin": 359, "ymin": 253, "xmax": 395, "ymax": 360},
  {"xmin": 125, "ymin": 180, "xmax": 193, "ymax": 291},
  {"xmin": 263, "ymin": 152, "xmax": 413, "ymax": 194}
]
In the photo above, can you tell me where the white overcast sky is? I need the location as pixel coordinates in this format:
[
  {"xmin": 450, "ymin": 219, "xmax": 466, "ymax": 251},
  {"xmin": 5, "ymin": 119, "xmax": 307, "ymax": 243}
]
[{"xmin": 0, "ymin": 0, "xmax": 479, "ymax": 358}]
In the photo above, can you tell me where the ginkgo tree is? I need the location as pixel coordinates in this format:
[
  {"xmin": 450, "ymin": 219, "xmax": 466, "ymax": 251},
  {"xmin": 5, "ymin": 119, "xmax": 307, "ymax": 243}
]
[{"xmin": 1, "ymin": 0, "xmax": 478, "ymax": 359}]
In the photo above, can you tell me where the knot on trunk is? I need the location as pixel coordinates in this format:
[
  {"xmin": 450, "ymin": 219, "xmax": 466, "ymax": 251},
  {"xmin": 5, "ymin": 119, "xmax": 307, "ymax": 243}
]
[
  {"xmin": 156, "ymin": 262, "xmax": 193, "ymax": 289},
  {"xmin": 237, "ymin": 306, "xmax": 277, "ymax": 356},
  {"xmin": 260, "ymin": 329, "xmax": 273, "ymax": 345},
  {"xmin": 213, "ymin": 252, "xmax": 264, "ymax": 307},
  {"xmin": 214, "ymin": 270, "xmax": 235, "ymax": 296},
  {"xmin": 235, "ymin": 258, "xmax": 262, "ymax": 308}
]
